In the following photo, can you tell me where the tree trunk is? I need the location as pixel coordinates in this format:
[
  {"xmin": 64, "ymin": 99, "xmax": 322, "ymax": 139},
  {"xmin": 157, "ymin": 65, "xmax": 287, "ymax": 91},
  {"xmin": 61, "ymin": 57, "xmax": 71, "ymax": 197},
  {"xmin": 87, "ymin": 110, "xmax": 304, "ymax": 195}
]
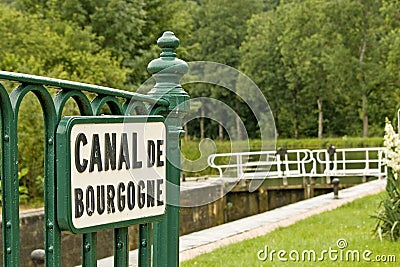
[
  {"xmin": 360, "ymin": 39, "xmax": 368, "ymax": 138},
  {"xmin": 359, "ymin": 39, "xmax": 366, "ymax": 63},
  {"xmin": 200, "ymin": 107, "xmax": 205, "ymax": 139},
  {"xmin": 293, "ymin": 88, "xmax": 299, "ymax": 139},
  {"xmin": 236, "ymin": 115, "xmax": 243, "ymax": 140},
  {"xmin": 362, "ymin": 93, "xmax": 368, "ymax": 138},
  {"xmin": 219, "ymin": 124, "xmax": 224, "ymax": 140},
  {"xmin": 184, "ymin": 124, "xmax": 189, "ymax": 141},
  {"xmin": 398, "ymin": 109, "xmax": 400, "ymax": 133},
  {"xmin": 317, "ymin": 98, "xmax": 323, "ymax": 139},
  {"xmin": 274, "ymin": 100, "xmax": 280, "ymax": 138}
]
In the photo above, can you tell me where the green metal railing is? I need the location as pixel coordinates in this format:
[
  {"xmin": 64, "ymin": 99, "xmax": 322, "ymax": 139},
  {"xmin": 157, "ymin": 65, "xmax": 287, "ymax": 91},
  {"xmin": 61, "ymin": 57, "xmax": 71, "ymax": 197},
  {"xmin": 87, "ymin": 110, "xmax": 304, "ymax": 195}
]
[{"xmin": 0, "ymin": 31, "xmax": 188, "ymax": 266}]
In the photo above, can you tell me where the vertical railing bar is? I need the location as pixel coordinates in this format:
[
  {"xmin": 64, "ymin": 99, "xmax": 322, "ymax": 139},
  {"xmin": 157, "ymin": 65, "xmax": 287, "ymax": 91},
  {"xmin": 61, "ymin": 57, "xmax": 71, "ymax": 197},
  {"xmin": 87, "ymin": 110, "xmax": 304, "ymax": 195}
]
[
  {"xmin": 54, "ymin": 89, "xmax": 98, "ymax": 266},
  {"xmin": 237, "ymin": 154, "xmax": 242, "ymax": 178},
  {"xmin": 0, "ymin": 84, "xmax": 20, "ymax": 267},
  {"xmin": 152, "ymin": 125, "xmax": 184, "ymax": 266},
  {"xmin": 138, "ymin": 223, "xmax": 153, "ymax": 267},
  {"xmin": 35, "ymin": 87, "xmax": 61, "ymax": 267},
  {"xmin": 166, "ymin": 155, "xmax": 182, "ymax": 266},
  {"xmin": 284, "ymin": 153, "xmax": 289, "ymax": 175},
  {"xmin": 114, "ymin": 227, "xmax": 129, "ymax": 266},
  {"xmin": 9, "ymin": 84, "xmax": 61, "ymax": 266},
  {"xmin": 153, "ymin": 219, "xmax": 167, "ymax": 266},
  {"xmin": 82, "ymin": 232, "xmax": 97, "ymax": 266},
  {"xmin": 107, "ymin": 96, "xmax": 129, "ymax": 267},
  {"xmin": 277, "ymin": 154, "xmax": 282, "ymax": 176},
  {"xmin": 82, "ymin": 94, "xmax": 101, "ymax": 267},
  {"xmin": 147, "ymin": 31, "xmax": 189, "ymax": 266},
  {"xmin": 152, "ymin": 223, "xmax": 160, "ymax": 267}
]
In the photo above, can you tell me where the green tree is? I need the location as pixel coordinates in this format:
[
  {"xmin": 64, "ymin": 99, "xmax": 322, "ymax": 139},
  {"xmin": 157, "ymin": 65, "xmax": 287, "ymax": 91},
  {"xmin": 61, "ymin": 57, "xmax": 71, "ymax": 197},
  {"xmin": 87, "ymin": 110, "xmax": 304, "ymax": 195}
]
[
  {"xmin": 9, "ymin": 0, "xmax": 150, "ymax": 86},
  {"xmin": 380, "ymin": 0, "xmax": 400, "ymax": 120},
  {"xmin": 241, "ymin": 0, "xmax": 390, "ymax": 138},
  {"xmin": 240, "ymin": 11, "xmax": 291, "ymax": 138},
  {"xmin": 0, "ymin": 4, "xmax": 126, "ymax": 86},
  {"xmin": 0, "ymin": 3, "xmax": 126, "ymax": 199},
  {"xmin": 311, "ymin": 0, "xmax": 390, "ymax": 137},
  {"xmin": 187, "ymin": 0, "xmax": 263, "ymax": 140}
]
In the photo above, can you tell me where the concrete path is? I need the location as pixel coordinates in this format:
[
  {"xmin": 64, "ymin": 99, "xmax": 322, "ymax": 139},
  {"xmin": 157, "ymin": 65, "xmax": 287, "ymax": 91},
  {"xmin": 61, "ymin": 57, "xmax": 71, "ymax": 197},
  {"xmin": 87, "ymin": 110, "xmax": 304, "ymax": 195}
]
[{"xmin": 95, "ymin": 178, "xmax": 386, "ymax": 266}]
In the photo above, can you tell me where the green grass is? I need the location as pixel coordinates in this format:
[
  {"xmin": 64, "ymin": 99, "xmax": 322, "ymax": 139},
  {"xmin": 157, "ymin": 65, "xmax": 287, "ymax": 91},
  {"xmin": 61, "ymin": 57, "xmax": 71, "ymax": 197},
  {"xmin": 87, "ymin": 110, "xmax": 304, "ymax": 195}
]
[{"xmin": 181, "ymin": 192, "xmax": 400, "ymax": 266}]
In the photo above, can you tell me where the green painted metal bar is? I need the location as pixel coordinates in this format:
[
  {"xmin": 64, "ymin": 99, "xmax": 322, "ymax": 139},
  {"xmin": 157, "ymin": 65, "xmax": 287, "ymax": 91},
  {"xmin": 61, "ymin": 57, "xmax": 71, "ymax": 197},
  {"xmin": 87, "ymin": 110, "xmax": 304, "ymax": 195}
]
[
  {"xmin": 148, "ymin": 105, "xmax": 167, "ymax": 117},
  {"xmin": 152, "ymin": 222, "xmax": 161, "ymax": 267},
  {"xmin": 0, "ymin": 83, "xmax": 19, "ymax": 267},
  {"xmin": 10, "ymin": 84, "xmax": 61, "ymax": 266},
  {"xmin": 147, "ymin": 31, "xmax": 189, "ymax": 266},
  {"xmin": 163, "ymin": 127, "xmax": 184, "ymax": 266},
  {"xmin": 150, "ymin": 129, "xmax": 182, "ymax": 266},
  {"xmin": 152, "ymin": 220, "xmax": 167, "ymax": 266},
  {"xmin": 91, "ymin": 95, "xmax": 124, "ymax": 115},
  {"xmin": 54, "ymin": 89, "xmax": 98, "ymax": 266},
  {"xmin": 82, "ymin": 232, "xmax": 97, "ymax": 266},
  {"xmin": 114, "ymin": 227, "xmax": 129, "ymax": 266},
  {"xmin": 0, "ymin": 71, "xmax": 169, "ymax": 106},
  {"xmin": 54, "ymin": 90, "xmax": 94, "ymax": 119},
  {"xmin": 151, "ymin": 134, "xmax": 182, "ymax": 267},
  {"xmin": 123, "ymin": 100, "xmax": 149, "ymax": 116},
  {"xmin": 138, "ymin": 223, "xmax": 152, "ymax": 267}
]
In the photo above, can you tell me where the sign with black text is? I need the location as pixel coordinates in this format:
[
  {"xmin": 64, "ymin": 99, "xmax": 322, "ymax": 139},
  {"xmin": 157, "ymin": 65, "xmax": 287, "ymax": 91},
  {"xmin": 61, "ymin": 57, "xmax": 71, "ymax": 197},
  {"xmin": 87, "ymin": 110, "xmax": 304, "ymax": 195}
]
[{"xmin": 57, "ymin": 116, "xmax": 166, "ymax": 233}]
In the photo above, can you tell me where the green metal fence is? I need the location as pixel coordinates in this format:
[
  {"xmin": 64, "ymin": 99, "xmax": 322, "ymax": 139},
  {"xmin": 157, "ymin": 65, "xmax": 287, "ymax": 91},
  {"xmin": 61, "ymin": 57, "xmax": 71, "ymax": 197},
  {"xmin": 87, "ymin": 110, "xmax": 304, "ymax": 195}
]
[{"xmin": 0, "ymin": 31, "xmax": 188, "ymax": 266}]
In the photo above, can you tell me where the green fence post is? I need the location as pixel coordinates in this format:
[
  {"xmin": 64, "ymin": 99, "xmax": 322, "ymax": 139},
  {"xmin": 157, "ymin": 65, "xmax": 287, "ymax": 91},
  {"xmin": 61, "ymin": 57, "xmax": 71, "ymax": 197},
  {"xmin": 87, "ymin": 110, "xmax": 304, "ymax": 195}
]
[
  {"xmin": 147, "ymin": 31, "xmax": 189, "ymax": 266},
  {"xmin": 0, "ymin": 84, "xmax": 19, "ymax": 267}
]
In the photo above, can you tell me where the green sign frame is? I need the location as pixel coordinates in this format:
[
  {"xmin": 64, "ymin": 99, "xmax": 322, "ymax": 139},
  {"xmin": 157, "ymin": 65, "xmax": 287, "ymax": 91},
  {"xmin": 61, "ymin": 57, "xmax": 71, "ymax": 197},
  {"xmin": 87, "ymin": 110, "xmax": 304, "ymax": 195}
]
[{"xmin": 56, "ymin": 115, "xmax": 167, "ymax": 234}]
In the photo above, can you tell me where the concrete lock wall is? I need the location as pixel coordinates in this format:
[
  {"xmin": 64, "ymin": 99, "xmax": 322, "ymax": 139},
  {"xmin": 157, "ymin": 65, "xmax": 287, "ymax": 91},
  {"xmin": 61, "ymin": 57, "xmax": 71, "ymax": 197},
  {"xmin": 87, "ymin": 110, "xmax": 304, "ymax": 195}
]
[{"xmin": 0, "ymin": 181, "xmax": 334, "ymax": 266}]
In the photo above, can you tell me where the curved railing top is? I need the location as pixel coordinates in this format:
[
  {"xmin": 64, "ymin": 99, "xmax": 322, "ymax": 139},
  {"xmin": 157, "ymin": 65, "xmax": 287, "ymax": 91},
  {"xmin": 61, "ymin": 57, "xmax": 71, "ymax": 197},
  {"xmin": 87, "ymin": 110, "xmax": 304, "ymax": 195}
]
[{"xmin": 0, "ymin": 70, "xmax": 170, "ymax": 106}]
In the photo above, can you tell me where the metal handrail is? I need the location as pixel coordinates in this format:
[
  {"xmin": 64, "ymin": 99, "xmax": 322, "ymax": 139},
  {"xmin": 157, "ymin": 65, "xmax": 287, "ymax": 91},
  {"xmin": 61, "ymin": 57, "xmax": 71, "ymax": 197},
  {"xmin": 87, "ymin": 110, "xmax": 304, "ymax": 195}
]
[
  {"xmin": 208, "ymin": 149, "xmax": 315, "ymax": 178},
  {"xmin": 208, "ymin": 147, "xmax": 387, "ymax": 180},
  {"xmin": 0, "ymin": 71, "xmax": 170, "ymax": 106},
  {"xmin": 312, "ymin": 147, "xmax": 387, "ymax": 177}
]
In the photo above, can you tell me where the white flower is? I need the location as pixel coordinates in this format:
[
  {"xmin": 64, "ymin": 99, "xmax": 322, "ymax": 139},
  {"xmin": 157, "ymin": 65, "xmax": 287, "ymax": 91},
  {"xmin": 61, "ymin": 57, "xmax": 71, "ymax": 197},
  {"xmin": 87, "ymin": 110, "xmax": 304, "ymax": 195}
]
[{"xmin": 383, "ymin": 118, "xmax": 400, "ymax": 179}]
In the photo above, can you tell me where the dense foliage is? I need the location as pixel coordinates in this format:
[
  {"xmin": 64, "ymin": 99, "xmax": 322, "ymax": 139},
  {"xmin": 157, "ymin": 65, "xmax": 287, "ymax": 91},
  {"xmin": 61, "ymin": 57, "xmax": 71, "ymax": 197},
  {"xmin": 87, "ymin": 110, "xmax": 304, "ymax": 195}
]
[
  {"xmin": 240, "ymin": 0, "xmax": 398, "ymax": 139},
  {"xmin": 1, "ymin": 0, "xmax": 399, "ymax": 139},
  {"xmin": 0, "ymin": 0, "xmax": 399, "ymax": 200}
]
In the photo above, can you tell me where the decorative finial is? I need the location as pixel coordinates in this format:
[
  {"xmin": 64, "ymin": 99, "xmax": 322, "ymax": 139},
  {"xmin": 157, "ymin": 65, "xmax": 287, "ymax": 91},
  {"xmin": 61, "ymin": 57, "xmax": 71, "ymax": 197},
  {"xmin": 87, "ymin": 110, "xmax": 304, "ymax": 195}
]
[
  {"xmin": 147, "ymin": 31, "xmax": 188, "ymax": 75},
  {"xmin": 147, "ymin": 31, "xmax": 189, "ymax": 112},
  {"xmin": 157, "ymin": 31, "xmax": 180, "ymax": 58}
]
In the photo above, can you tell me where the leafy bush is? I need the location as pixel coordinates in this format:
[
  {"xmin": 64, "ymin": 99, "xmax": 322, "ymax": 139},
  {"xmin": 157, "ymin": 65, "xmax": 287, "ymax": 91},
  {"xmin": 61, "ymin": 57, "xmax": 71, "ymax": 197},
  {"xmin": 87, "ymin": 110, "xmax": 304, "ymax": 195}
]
[
  {"xmin": 373, "ymin": 171, "xmax": 400, "ymax": 241},
  {"xmin": 0, "ymin": 3, "xmax": 128, "ymax": 203}
]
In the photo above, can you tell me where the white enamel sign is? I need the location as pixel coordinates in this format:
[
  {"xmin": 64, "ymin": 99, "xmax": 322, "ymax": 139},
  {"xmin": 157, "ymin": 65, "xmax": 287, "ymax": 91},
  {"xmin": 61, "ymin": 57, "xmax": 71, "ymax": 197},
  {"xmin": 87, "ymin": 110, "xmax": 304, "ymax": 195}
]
[{"xmin": 64, "ymin": 118, "xmax": 166, "ymax": 230}]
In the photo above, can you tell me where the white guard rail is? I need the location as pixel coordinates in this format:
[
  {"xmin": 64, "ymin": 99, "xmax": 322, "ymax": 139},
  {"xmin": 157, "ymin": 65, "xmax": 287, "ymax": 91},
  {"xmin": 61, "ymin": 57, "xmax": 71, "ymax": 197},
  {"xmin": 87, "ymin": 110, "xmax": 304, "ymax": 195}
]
[
  {"xmin": 207, "ymin": 147, "xmax": 387, "ymax": 181},
  {"xmin": 207, "ymin": 149, "xmax": 315, "ymax": 179},
  {"xmin": 312, "ymin": 147, "xmax": 387, "ymax": 178}
]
